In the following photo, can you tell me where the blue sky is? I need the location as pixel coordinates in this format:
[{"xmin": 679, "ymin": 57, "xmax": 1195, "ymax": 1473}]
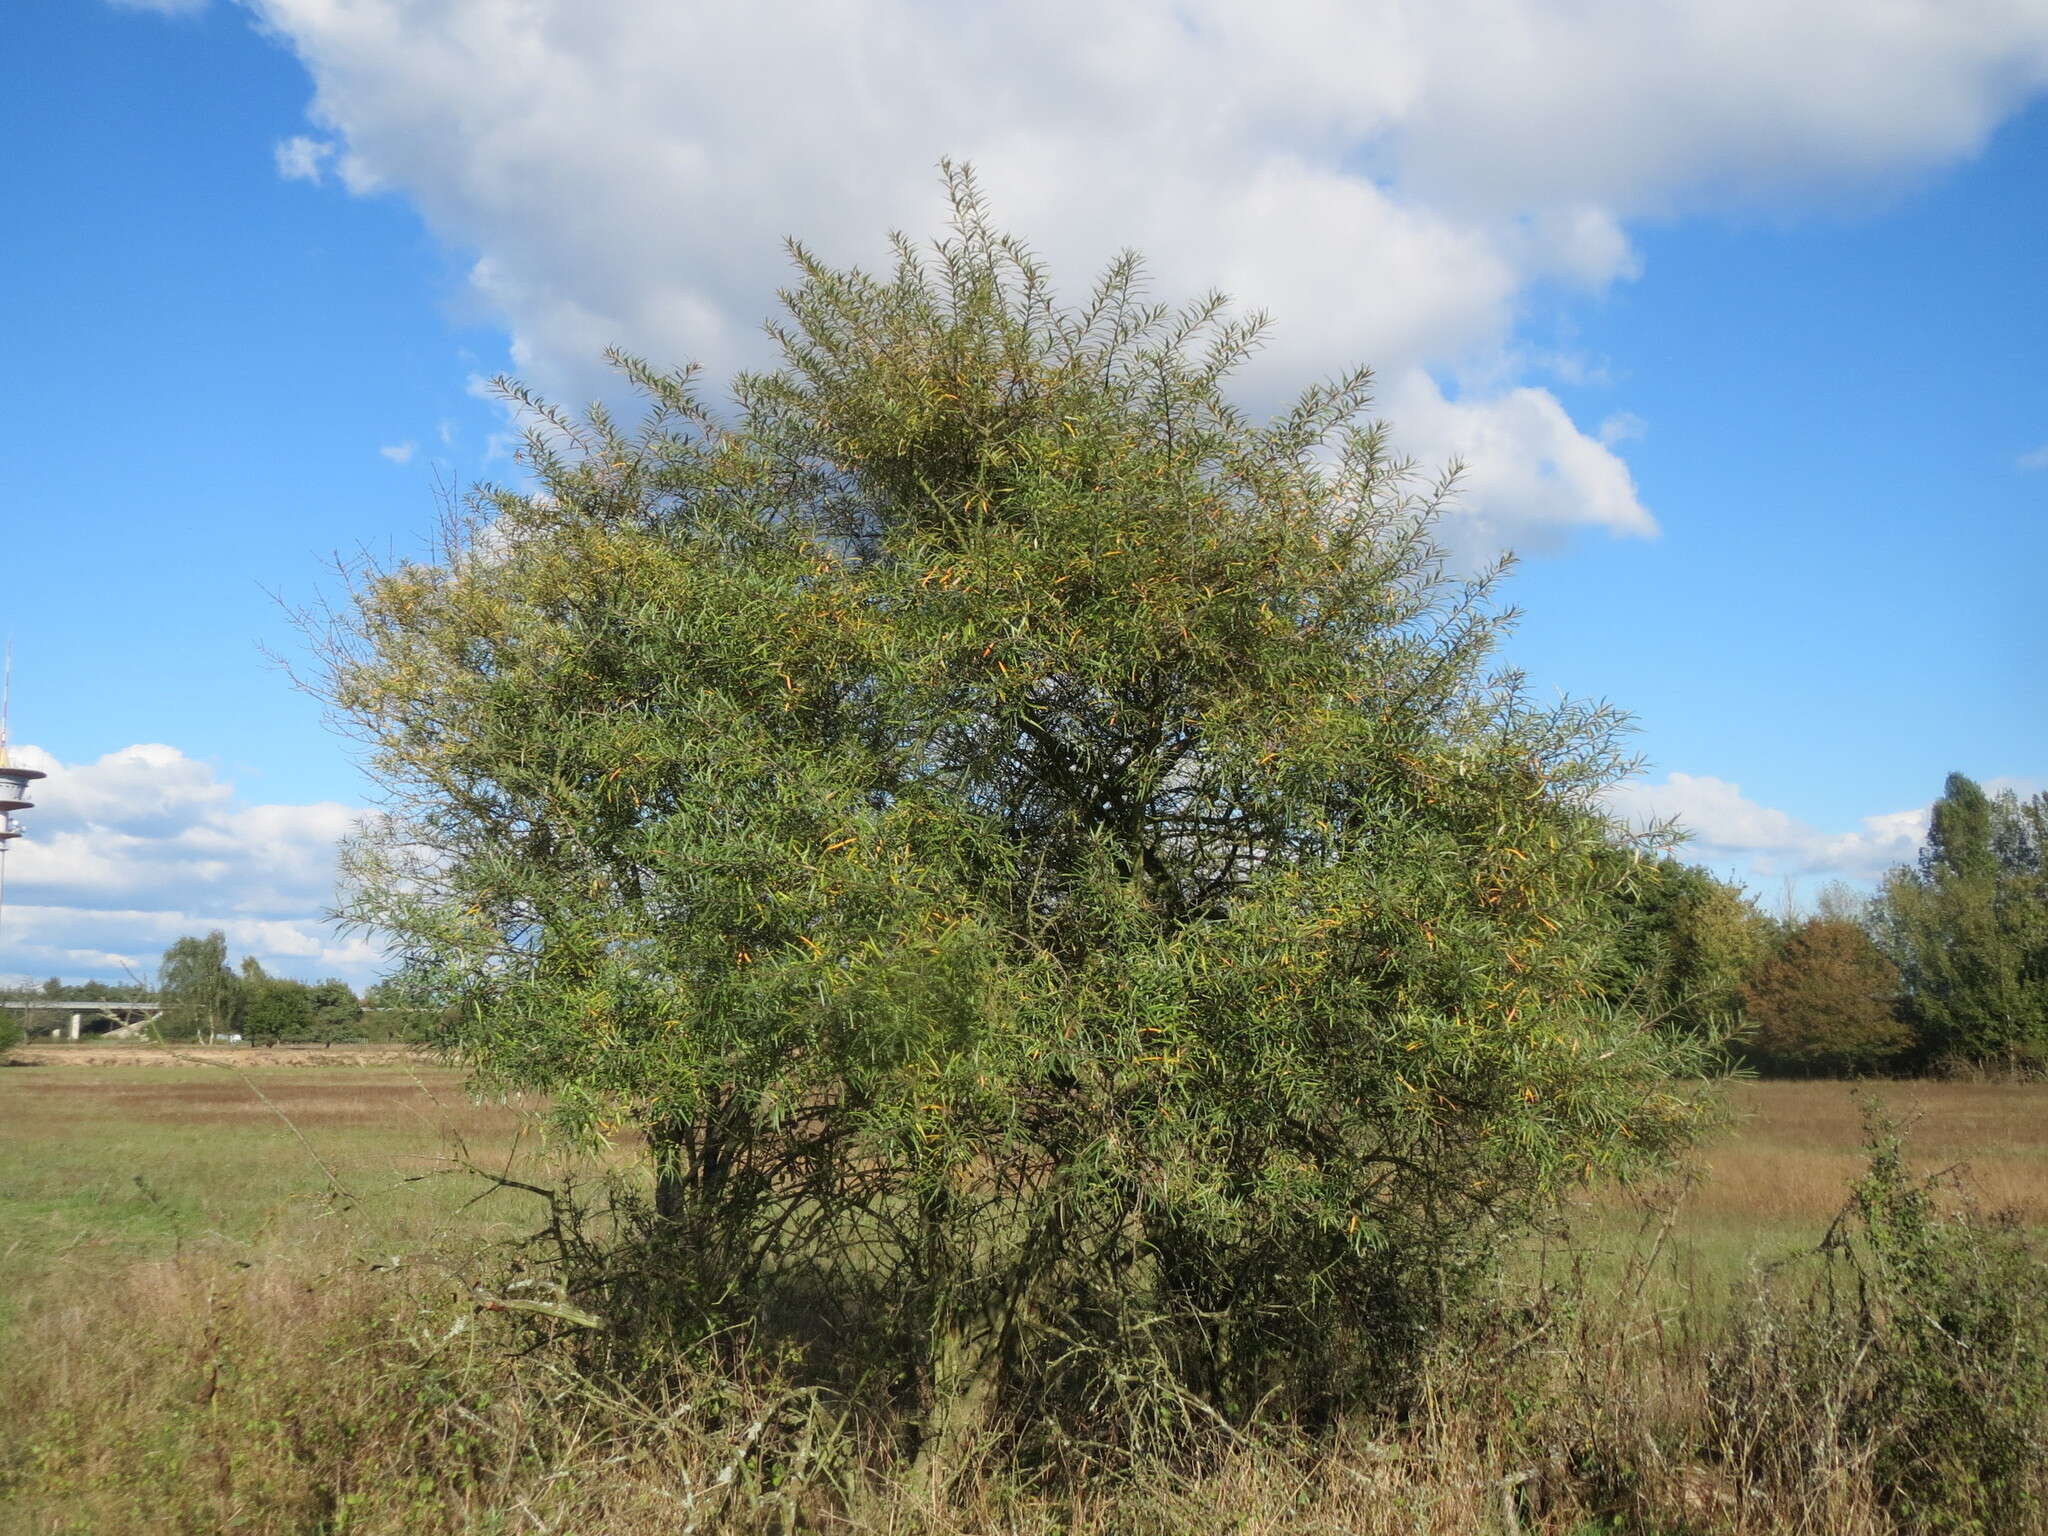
[{"xmin": 2, "ymin": 0, "xmax": 2043, "ymax": 983}]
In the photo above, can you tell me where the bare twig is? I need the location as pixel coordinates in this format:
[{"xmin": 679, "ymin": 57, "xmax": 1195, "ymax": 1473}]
[{"xmin": 170, "ymin": 1050, "xmax": 356, "ymax": 1202}]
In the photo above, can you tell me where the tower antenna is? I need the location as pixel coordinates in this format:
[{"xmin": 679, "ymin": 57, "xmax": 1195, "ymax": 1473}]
[
  {"xmin": 0, "ymin": 643, "xmax": 10, "ymax": 958},
  {"xmin": 1, "ymin": 642, "xmax": 12, "ymax": 957},
  {"xmin": 0, "ymin": 643, "xmax": 49, "ymax": 964}
]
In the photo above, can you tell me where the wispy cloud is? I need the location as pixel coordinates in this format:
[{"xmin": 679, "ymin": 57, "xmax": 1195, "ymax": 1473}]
[
  {"xmin": 1599, "ymin": 412, "xmax": 1648, "ymax": 447},
  {"xmin": 378, "ymin": 441, "xmax": 415, "ymax": 465},
  {"xmin": 273, "ymin": 134, "xmax": 336, "ymax": 184},
  {"xmin": 2018, "ymin": 443, "xmax": 2048, "ymax": 471}
]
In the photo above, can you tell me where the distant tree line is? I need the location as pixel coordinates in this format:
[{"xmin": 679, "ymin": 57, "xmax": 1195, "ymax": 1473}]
[
  {"xmin": 4, "ymin": 774, "xmax": 2035, "ymax": 1073},
  {"xmin": 1619, "ymin": 772, "xmax": 2047, "ymax": 1076},
  {"xmin": 11, "ymin": 977, "xmax": 155, "ymax": 1003},
  {"xmin": 3, "ymin": 937, "xmax": 445, "ymax": 1047},
  {"xmin": 155, "ymin": 933, "xmax": 446, "ymax": 1044}
]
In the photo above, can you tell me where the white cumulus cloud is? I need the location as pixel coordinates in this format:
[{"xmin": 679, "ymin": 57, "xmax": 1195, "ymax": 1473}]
[
  {"xmin": 233, "ymin": 0, "xmax": 2048, "ymax": 553},
  {"xmin": 1605, "ymin": 772, "xmax": 1928, "ymax": 885},
  {"xmin": 0, "ymin": 744, "xmax": 372, "ymax": 984}
]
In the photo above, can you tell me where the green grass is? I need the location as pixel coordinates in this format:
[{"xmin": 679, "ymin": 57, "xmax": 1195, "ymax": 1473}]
[
  {"xmin": 7, "ymin": 1065, "xmax": 2040, "ymax": 1333},
  {"xmin": 1548, "ymin": 1075, "xmax": 2048, "ymax": 1303},
  {"xmin": 0, "ymin": 1062, "xmax": 552, "ymax": 1340},
  {"xmin": 7, "ymin": 1065, "xmax": 2039, "ymax": 1308},
  {"xmin": 2, "ymin": 1062, "xmax": 2042, "ymax": 1534}
]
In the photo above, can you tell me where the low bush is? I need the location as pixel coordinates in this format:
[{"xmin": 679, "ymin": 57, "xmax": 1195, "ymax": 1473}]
[{"xmin": 1708, "ymin": 1105, "xmax": 2048, "ymax": 1534}]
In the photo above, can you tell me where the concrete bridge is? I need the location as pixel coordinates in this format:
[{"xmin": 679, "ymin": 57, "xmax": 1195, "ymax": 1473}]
[{"xmin": 7, "ymin": 999, "xmax": 165, "ymax": 1040}]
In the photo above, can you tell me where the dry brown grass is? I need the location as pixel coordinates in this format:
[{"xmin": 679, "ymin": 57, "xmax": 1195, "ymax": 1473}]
[
  {"xmin": 6, "ymin": 1042, "xmax": 432, "ymax": 1068},
  {"xmin": 3, "ymin": 1220, "xmax": 2018, "ymax": 1536},
  {"xmin": 1, "ymin": 1064, "xmax": 517, "ymax": 1132},
  {"xmin": 1688, "ymin": 1079, "xmax": 2048, "ymax": 1228},
  {"xmin": 2, "ymin": 1071, "xmax": 2043, "ymax": 1534},
  {"xmin": 0, "ymin": 1231, "xmax": 1794, "ymax": 1536}
]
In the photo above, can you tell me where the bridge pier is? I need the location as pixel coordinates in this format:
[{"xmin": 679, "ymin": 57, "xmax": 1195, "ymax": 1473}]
[{"xmin": 6, "ymin": 1001, "xmax": 167, "ymax": 1039}]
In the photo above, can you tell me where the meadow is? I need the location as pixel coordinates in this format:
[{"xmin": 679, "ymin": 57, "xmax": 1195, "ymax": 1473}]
[{"xmin": 1, "ymin": 1050, "xmax": 2043, "ymax": 1534}]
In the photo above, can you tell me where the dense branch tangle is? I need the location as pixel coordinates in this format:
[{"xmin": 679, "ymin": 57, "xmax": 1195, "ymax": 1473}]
[{"xmin": 327, "ymin": 167, "xmax": 1715, "ymax": 1451}]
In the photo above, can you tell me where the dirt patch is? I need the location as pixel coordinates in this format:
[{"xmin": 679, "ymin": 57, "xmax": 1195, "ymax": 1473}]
[
  {"xmin": 0, "ymin": 1064, "xmax": 533, "ymax": 1162},
  {"xmin": 5, "ymin": 1044, "xmax": 434, "ymax": 1069},
  {"xmin": 5, "ymin": 1072, "xmax": 497, "ymax": 1131}
]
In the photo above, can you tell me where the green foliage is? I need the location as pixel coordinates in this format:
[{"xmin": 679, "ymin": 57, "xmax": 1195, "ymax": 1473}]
[
  {"xmin": 1711, "ymin": 1107, "xmax": 2048, "ymax": 1532},
  {"xmin": 0, "ymin": 1008, "xmax": 21, "ymax": 1055},
  {"xmin": 20, "ymin": 977, "xmax": 152, "ymax": 1004},
  {"xmin": 361, "ymin": 972, "xmax": 451, "ymax": 1043},
  {"xmin": 325, "ymin": 171, "xmax": 1719, "ymax": 1444},
  {"xmin": 1739, "ymin": 918, "xmax": 1910, "ymax": 1076},
  {"xmin": 242, "ymin": 975, "xmax": 317, "ymax": 1046},
  {"xmin": 359, "ymin": 1009, "xmax": 445, "ymax": 1043},
  {"xmin": 157, "ymin": 931, "xmax": 241, "ymax": 1041},
  {"xmin": 1928, "ymin": 773, "xmax": 1998, "ymax": 885},
  {"xmin": 1604, "ymin": 856, "xmax": 1770, "ymax": 1038},
  {"xmin": 234, "ymin": 963, "xmax": 362, "ymax": 1045},
  {"xmin": 309, "ymin": 978, "xmax": 365, "ymax": 1042},
  {"xmin": 1874, "ymin": 774, "xmax": 2048, "ymax": 1070}
]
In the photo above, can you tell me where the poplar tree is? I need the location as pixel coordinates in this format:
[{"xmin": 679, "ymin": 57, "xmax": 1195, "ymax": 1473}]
[
  {"xmin": 157, "ymin": 931, "xmax": 240, "ymax": 1042},
  {"xmin": 327, "ymin": 171, "xmax": 1717, "ymax": 1446},
  {"xmin": 1876, "ymin": 773, "xmax": 2048, "ymax": 1068}
]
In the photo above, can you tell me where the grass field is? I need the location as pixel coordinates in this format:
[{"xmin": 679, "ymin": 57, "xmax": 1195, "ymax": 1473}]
[
  {"xmin": 1557, "ymin": 1077, "xmax": 2048, "ymax": 1306},
  {"xmin": 0, "ymin": 1051, "xmax": 544, "ymax": 1331},
  {"xmin": 6, "ymin": 1057, "xmax": 2041, "ymax": 1336},
  {"xmin": 1, "ymin": 1053, "xmax": 2042, "ymax": 1533}
]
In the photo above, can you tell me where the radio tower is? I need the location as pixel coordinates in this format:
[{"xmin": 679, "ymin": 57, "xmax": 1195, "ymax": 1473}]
[{"xmin": 0, "ymin": 646, "xmax": 48, "ymax": 953}]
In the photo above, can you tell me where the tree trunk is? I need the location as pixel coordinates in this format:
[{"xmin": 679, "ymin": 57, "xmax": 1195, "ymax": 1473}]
[
  {"xmin": 649, "ymin": 1117, "xmax": 692, "ymax": 1223},
  {"xmin": 904, "ymin": 1189, "xmax": 1071, "ymax": 1496},
  {"xmin": 648, "ymin": 1095, "xmax": 740, "ymax": 1223},
  {"xmin": 907, "ymin": 1319, "xmax": 1005, "ymax": 1495}
]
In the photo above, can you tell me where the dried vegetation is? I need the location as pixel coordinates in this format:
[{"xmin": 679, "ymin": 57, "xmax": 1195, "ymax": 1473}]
[{"xmin": 1, "ymin": 1066, "xmax": 2043, "ymax": 1535}]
